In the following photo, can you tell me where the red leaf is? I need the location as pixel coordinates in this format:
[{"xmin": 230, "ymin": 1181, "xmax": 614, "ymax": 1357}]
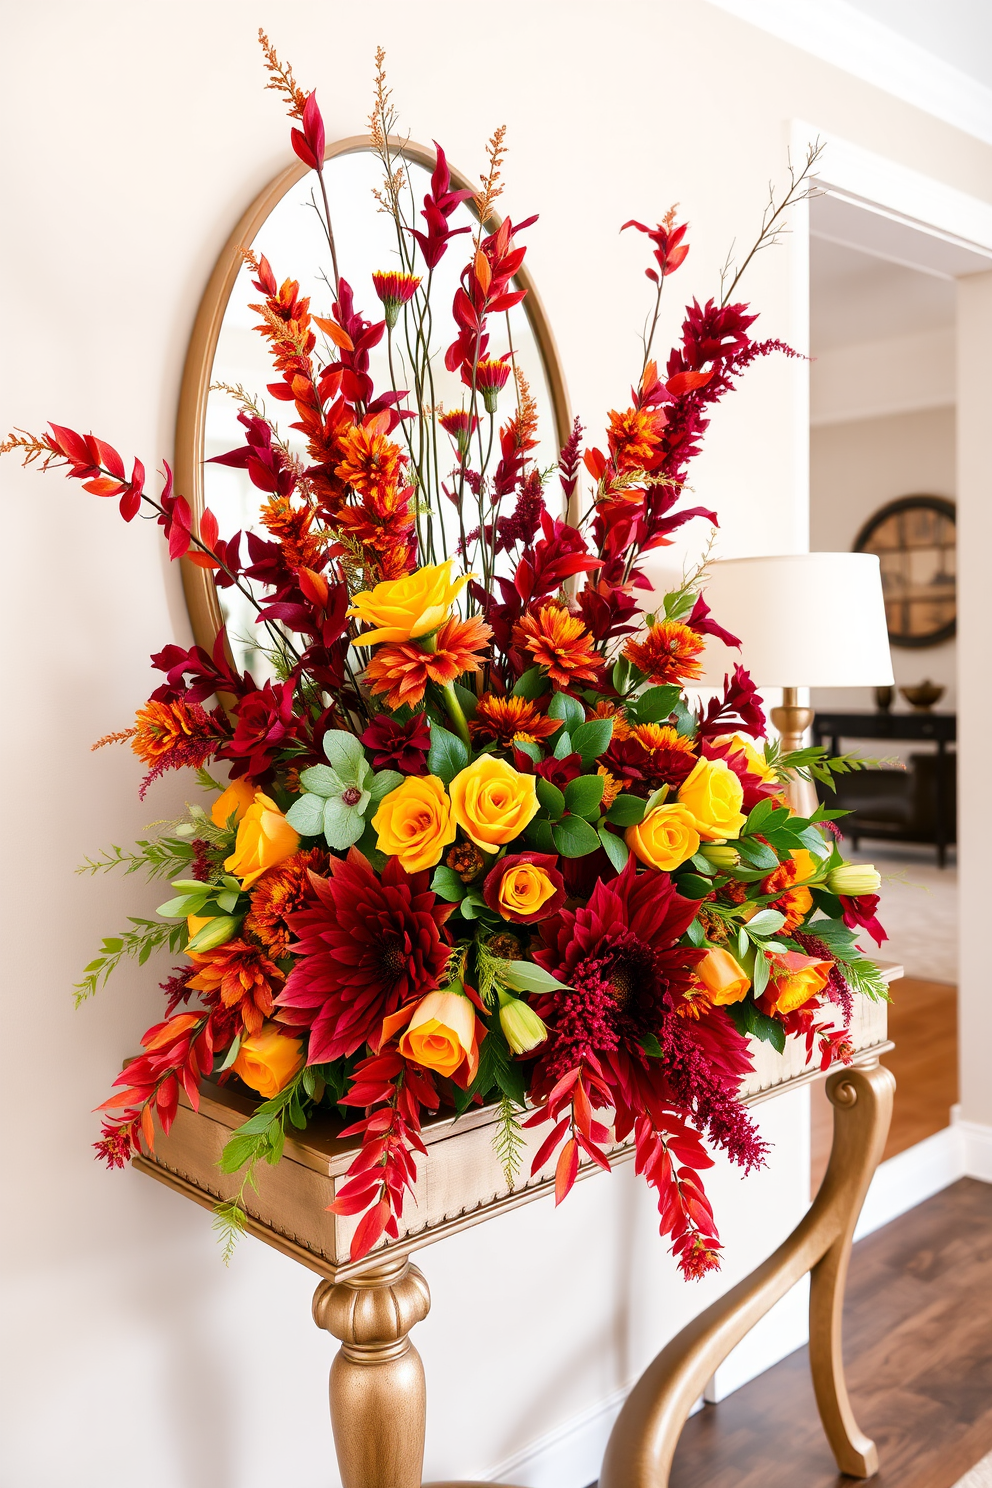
[
  {"xmin": 666, "ymin": 368, "xmax": 715, "ymax": 397},
  {"xmin": 531, "ymin": 1117, "xmax": 570, "ymax": 1176},
  {"xmin": 48, "ymin": 422, "xmax": 91, "ymax": 467},
  {"xmin": 290, "ymin": 128, "xmax": 319, "ymax": 169},
  {"xmin": 200, "ymin": 507, "xmax": 220, "ymax": 549},
  {"xmin": 555, "ymin": 1138, "xmax": 579, "ymax": 1205},
  {"xmin": 349, "ymin": 1197, "xmax": 390, "ymax": 1260},
  {"xmin": 83, "ymin": 477, "xmax": 123, "ymax": 497},
  {"xmin": 86, "ymin": 436, "xmax": 126, "ymax": 480},
  {"xmin": 313, "ymin": 316, "xmax": 355, "ymax": 352}
]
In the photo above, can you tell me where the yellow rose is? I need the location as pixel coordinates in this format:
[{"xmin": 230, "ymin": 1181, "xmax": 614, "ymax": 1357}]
[
  {"xmin": 789, "ymin": 848, "xmax": 820, "ymax": 884},
  {"xmin": 499, "ymin": 864, "xmax": 556, "ymax": 918},
  {"xmin": 448, "ymin": 755, "xmax": 539, "ymax": 852},
  {"xmin": 210, "ymin": 777, "xmax": 256, "ymax": 829},
  {"xmin": 223, "ymin": 791, "xmax": 300, "ymax": 889},
  {"xmin": 396, "ymin": 989, "xmax": 479, "ymax": 1083},
  {"xmin": 625, "ymin": 802, "xmax": 700, "ymax": 871},
  {"xmin": 677, "ymin": 756, "xmax": 746, "ymax": 842},
  {"xmin": 372, "ymin": 774, "xmax": 456, "ymax": 873},
  {"xmin": 696, "ymin": 948, "xmax": 751, "ymax": 1006},
  {"xmin": 764, "ymin": 950, "xmax": 832, "ymax": 1016},
  {"xmin": 231, "ymin": 1022, "xmax": 305, "ymax": 1099},
  {"xmin": 347, "ymin": 558, "xmax": 472, "ymax": 645}
]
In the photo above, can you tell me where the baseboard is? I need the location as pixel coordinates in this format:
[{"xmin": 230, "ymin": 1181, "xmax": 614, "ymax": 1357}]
[
  {"xmin": 480, "ymin": 1381, "xmax": 701, "ymax": 1486},
  {"xmin": 855, "ymin": 1125, "xmax": 966, "ymax": 1239},
  {"xmin": 955, "ymin": 1112, "xmax": 992, "ymax": 1183}
]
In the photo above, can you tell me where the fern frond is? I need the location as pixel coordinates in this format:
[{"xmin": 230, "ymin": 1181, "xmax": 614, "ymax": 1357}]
[{"xmin": 492, "ymin": 1094, "xmax": 525, "ymax": 1188}]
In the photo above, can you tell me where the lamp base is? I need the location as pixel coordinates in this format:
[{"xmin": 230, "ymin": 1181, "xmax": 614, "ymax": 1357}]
[{"xmin": 770, "ymin": 687, "xmax": 820, "ymax": 817}]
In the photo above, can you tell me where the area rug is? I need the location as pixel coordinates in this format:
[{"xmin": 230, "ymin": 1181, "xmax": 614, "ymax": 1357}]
[
  {"xmin": 848, "ymin": 843, "xmax": 958, "ymax": 983},
  {"xmin": 953, "ymin": 1450, "xmax": 992, "ymax": 1487}
]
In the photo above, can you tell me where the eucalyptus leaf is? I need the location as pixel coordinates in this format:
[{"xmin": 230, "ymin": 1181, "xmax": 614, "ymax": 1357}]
[
  {"xmin": 753, "ymin": 952, "xmax": 770, "ymax": 997},
  {"xmin": 322, "ymin": 796, "xmax": 366, "ymax": 850},
  {"xmin": 322, "ymin": 730, "xmax": 366, "ymax": 778},
  {"xmin": 498, "ymin": 960, "xmax": 570, "ymax": 994},
  {"xmin": 300, "ymin": 763, "xmax": 344, "ymax": 797},
  {"xmin": 745, "ymin": 908, "xmax": 787, "ymax": 937},
  {"xmin": 219, "ymin": 1035, "xmax": 242, "ymax": 1072},
  {"xmin": 215, "ymin": 889, "xmax": 241, "ymax": 914},
  {"xmin": 553, "ymin": 729, "xmax": 573, "ymax": 760},
  {"xmin": 430, "ymin": 866, "xmax": 468, "ymax": 901},
  {"xmin": 156, "ymin": 893, "xmax": 209, "ymax": 919},
  {"xmin": 286, "ymin": 792, "xmax": 328, "ymax": 838}
]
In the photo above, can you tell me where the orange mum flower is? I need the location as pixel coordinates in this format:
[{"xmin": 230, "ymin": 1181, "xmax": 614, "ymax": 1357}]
[
  {"xmin": 365, "ymin": 613, "xmax": 492, "ymax": 709},
  {"xmin": 597, "ymin": 766, "xmax": 623, "ymax": 810},
  {"xmin": 259, "ymin": 492, "xmax": 324, "ymax": 572},
  {"xmin": 632, "ymin": 722, "xmax": 694, "ymax": 754},
  {"xmin": 471, "ymin": 694, "xmax": 559, "ymax": 746},
  {"xmin": 129, "ymin": 699, "xmax": 224, "ymax": 797},
  {"xmin": 334, "ymin": 424, "xmax": 405, "ymax": 497},
  {"xmin": 590, "ymin": 699, "xmax": 632, "ymax": 741},
  {"xmin": 514, "ymin": 605, "xmax": 603, "ymax": 690},
  {"xmin": 245, "ymin": 847, "xmax": 330, "ymax": 958},
  {"xmin": 760, "ymin": 858, "xmax": 814, "ymax": 935},
  {"xmin": 187, "ymin": 938, "xmax": 285, "ymax": 1036},
  {"xmin": 606, "ymin": 405, "xmax": 668, "ymax": 475},
  {"xmin": 624, "ymin": 620, "xmax": 705, "ymax": 685}
]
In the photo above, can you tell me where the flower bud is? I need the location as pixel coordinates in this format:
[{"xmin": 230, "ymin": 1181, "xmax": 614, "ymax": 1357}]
[
  {"xmin": 497, "ymin": 990, "xmax": 548, "ymax": 1055},
  {"xmin": 699, "ymin": 844, "xmax": 740, "ymax": 870},
  {"xmin": 186, "ymin": 914, "xmax": 241, "ymax": 953},
  {"xmin": 826, "ymin": 864, "xmax": 881, "ymax": 897}
]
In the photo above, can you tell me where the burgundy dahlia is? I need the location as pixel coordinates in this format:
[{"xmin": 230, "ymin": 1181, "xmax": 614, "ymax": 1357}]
[{"xmin": 276, "ymin": 848, "xmax": 452, "ymax": 1062}]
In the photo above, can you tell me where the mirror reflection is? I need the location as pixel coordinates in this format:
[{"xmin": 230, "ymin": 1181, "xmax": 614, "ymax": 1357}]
[{"xmin": 204, "ymin": 148, "xmax": 563, "ymax": 678}]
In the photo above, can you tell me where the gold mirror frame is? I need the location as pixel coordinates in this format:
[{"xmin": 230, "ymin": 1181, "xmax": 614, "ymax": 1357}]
[{"xmin": 174, "ymin": 135, "xmax": 572, "ymax": 652}]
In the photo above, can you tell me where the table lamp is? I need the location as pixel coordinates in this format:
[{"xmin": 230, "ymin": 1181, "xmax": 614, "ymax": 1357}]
[{"xmin": 689, "ymin": 553, "xmax": 893, "ymax": 815}]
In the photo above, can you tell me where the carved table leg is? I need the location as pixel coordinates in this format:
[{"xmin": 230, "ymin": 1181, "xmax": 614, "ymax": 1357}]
[
  {"xmin": 809, "ymin": 1062, "xmax": 894, "ymax": 1477},
  {"xmin": 312, "ymin": 1258, "xmax": 431, "ymax": 1488},
  {"xmin": 598, "ymin": 1058, "xmax": 895, "ymax": 1487}
]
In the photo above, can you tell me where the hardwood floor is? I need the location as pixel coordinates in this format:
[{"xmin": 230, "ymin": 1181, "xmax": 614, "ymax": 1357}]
[
  {"xmin": 665, "ymin": 1179, "xmax": 992, "ymax": 1488},
  {"xmin": 812, "ymin": 976, "xmax": 959, "ymax": 1193}
]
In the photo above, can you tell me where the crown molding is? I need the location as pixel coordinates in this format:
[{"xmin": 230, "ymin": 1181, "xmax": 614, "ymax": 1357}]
[{"xmin": 706, "ymin": 0, "xmax": 992, "ymax": 147}]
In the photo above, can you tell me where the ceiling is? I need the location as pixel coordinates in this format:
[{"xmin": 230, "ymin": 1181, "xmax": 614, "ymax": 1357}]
[
  {"xmin": 809, "ymin": 236, "xmax": 956, "ymax": 353},
  {"xmin": 843, "ymin": 0, "xmax": 992, "ymax": 91}
]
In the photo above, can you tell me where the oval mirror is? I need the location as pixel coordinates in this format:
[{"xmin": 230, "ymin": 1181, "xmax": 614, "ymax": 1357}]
[{"xmin": 175, "ymin": 137, "xmax": 570, "ymax": 678}]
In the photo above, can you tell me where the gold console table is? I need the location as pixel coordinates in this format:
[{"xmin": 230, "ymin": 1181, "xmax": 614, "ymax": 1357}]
[{"xmin": 134, "ymin": 969, "xmax": 898, "ymax": 1487}]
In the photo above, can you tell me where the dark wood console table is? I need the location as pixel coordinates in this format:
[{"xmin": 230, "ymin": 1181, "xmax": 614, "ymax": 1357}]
[{"xmin": 811, "ymin": 711, "xmax": 956, "ymax": 867}]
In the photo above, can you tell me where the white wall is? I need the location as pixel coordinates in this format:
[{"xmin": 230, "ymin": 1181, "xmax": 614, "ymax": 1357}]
[
  {"xmin": 810, "ymin": 405, "xmax": 957, "ymax": 716},
  {"xmin": 4, "ymin": 4, "xmax": 992, "ymax": 1485}
]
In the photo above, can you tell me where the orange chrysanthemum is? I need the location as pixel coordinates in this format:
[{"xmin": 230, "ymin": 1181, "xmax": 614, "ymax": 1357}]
[
  {"xmin": 590, "ymin": 699, "xmax": 632, "ymax": 741},
  {"xmin": 187, "ymin": 938, "xmax": 285, "ymax": 1036},
  {"xmin": 471, "ymin": 693, "xmax": 559, "ymax": 746},
  {"xmin": 632, "ymin": 722, "xmax": 694, "ymax": 755},
  {"xmin": 597, "ymin": 766, "xmax": 623, "ymax": 810},
  {"xmin": 245, "ymin": 848, "xmax": 330, "ymax": 958},
  {"xmin": 365, "ymin": 613, "xmax": 492, "ymax": 709},
  {"xmin": 130, "ymin": 699, "xmax": 217, "ymax": 766},
  {"xmin": 624, "ymin": 620, "xmax": 705, "ymax": 685},
  {"xmin": 606, "ymin": 405, "xmax": 668, "ymax": 475},
  {"xmin": 514, "ymin": 605, "xmax": 603, "ymax": 690},
  {"xmin": 334, "ymin": 424, "xmax": 405, "ymax": 498}
]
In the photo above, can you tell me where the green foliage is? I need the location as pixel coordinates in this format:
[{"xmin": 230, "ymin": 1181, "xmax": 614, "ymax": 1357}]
[
  {"xmin": 571, "ymin": 717, "xmax": 613, "ymax": 765},
  {"xmin": 605, "ymin": 793, "xmax": 646, "ymax": 827},
  {"xmin": 428, "ymin": 722, "xmax": 469, "ymax": 783},
  {"xmin": 552, "ymin": 814, "xmax": 601, "ymax": 857},
  {"xmin": 75, "ymin": 917, "xmax": 186, "ymax": 1006},
  {"xmin": 431, "ymin": 865, "xmax": 468, "ymax": 902},
  {"xmin": 212, "ymin": 1200, "xmax": 248, "ymax": 1267},
  {"xmin": 564, "ymin": 774, "xmax": 605, "ymax": 819},
  {"xmin": 535, "ymin": 777, "xmax": 566, "ymax": 819},
  {"xmin": 765, "ymin": 738, "xmax": 892, "ymax": 789},
  {"xmin": 548, "ymin": 691, "xmax": 584, "ymax": 733},
  {"xmin": 725, "ymin": 998, "xmax": 786, "ymax": 1053},
  {"xmin": 76, "ymin": 837, "xmax": 196, "ymax": 883},
  {"xmin": 492, "ymin": 1094, "xmax": 526, "ymax": 1187},
  {"xmin": 628, "ymin": 684, "xmax": 682, "ymax": 725},
  {"xmin": 839, "ymin": 956, "xmax": 890, "ymax": 1003},
  {"xmin": 598, "ymin": 826, "xmax": 629, "ymax": 871},
  {"xmin": 512, "ymin": 667, "xmax": 549, "ymax": 700}
]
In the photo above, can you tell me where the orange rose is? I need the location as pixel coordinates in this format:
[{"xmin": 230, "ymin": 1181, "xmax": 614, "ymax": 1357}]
[
  {"xmin": 372, "ymin": 774, "xmax": 456, "ymax": 873},
  {"xmin": 764, "ymin": 950, "xmax": 832, "ymax": 1016},
  {"xmin": 482, "ymin": 852, "xmax": 565, "ymax": 923},
  {"xmin": 625, "ymin": 802, "xmax": 700, "ymax": 871},
  {"xmin": 210, "ymin": 777, "xmax": 256, "ymax": 829},
  {"xmin": 697, "ymin": 948, "xmax": 751, "ymax": 1006},
  {"xmin": 389, "ymin": 989, "xmax": 480, "ymax": 1084},
  {"xmin": 231, "ymin": 1022, "xmax": 305, "ymax": 1099},
  {"xmin": 677, "ymin": 756, "xmax": 746, "ymax": 841},
  {"xmin": 449, "ymin": 755, "xmax": 539, "ymax": 852},
  {"xmin": 224, "ymin": 791, "xmax": 300, "ymax": 889}
]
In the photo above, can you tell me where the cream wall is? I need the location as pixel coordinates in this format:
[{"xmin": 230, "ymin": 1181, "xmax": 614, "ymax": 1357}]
[
  {"xmin": 4, "ymin": 4, "xmax": 992, "ymax": 1485},
  {"xmin": 810, "ymin": 406, "xmax": 957, "ymax": 717}
]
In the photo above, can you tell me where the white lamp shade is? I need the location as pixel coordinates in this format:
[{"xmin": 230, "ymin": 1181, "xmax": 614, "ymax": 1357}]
[{"xmin": 681, "ymin": 553, "xmax": 894, "ymax": 689}]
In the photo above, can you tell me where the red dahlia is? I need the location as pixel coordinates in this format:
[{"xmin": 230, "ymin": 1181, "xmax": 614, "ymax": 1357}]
[{"xmin": 275, "ymin": 848, "xmax": 453, "ymax": 1062}]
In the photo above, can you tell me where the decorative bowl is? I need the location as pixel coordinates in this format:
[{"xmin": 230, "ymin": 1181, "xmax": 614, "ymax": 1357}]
[{"xmin": 899, "ymin": 681, "xmax": 945, "ymax": 712}]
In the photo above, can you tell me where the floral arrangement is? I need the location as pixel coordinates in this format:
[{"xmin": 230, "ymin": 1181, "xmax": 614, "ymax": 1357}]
[{"xmin": 3, "ymin": 39, "xmax": 887, "ymax": 1280}]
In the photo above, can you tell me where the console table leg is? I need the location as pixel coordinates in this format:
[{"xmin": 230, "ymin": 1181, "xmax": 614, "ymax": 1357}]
[
  {"xmin": 808, "ymin": 1062, "xmax": 894, "ymax": 1477},
  {"xmin": 312, "ymin": 1258, "xmax": 431, "ymax": 1488}
]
